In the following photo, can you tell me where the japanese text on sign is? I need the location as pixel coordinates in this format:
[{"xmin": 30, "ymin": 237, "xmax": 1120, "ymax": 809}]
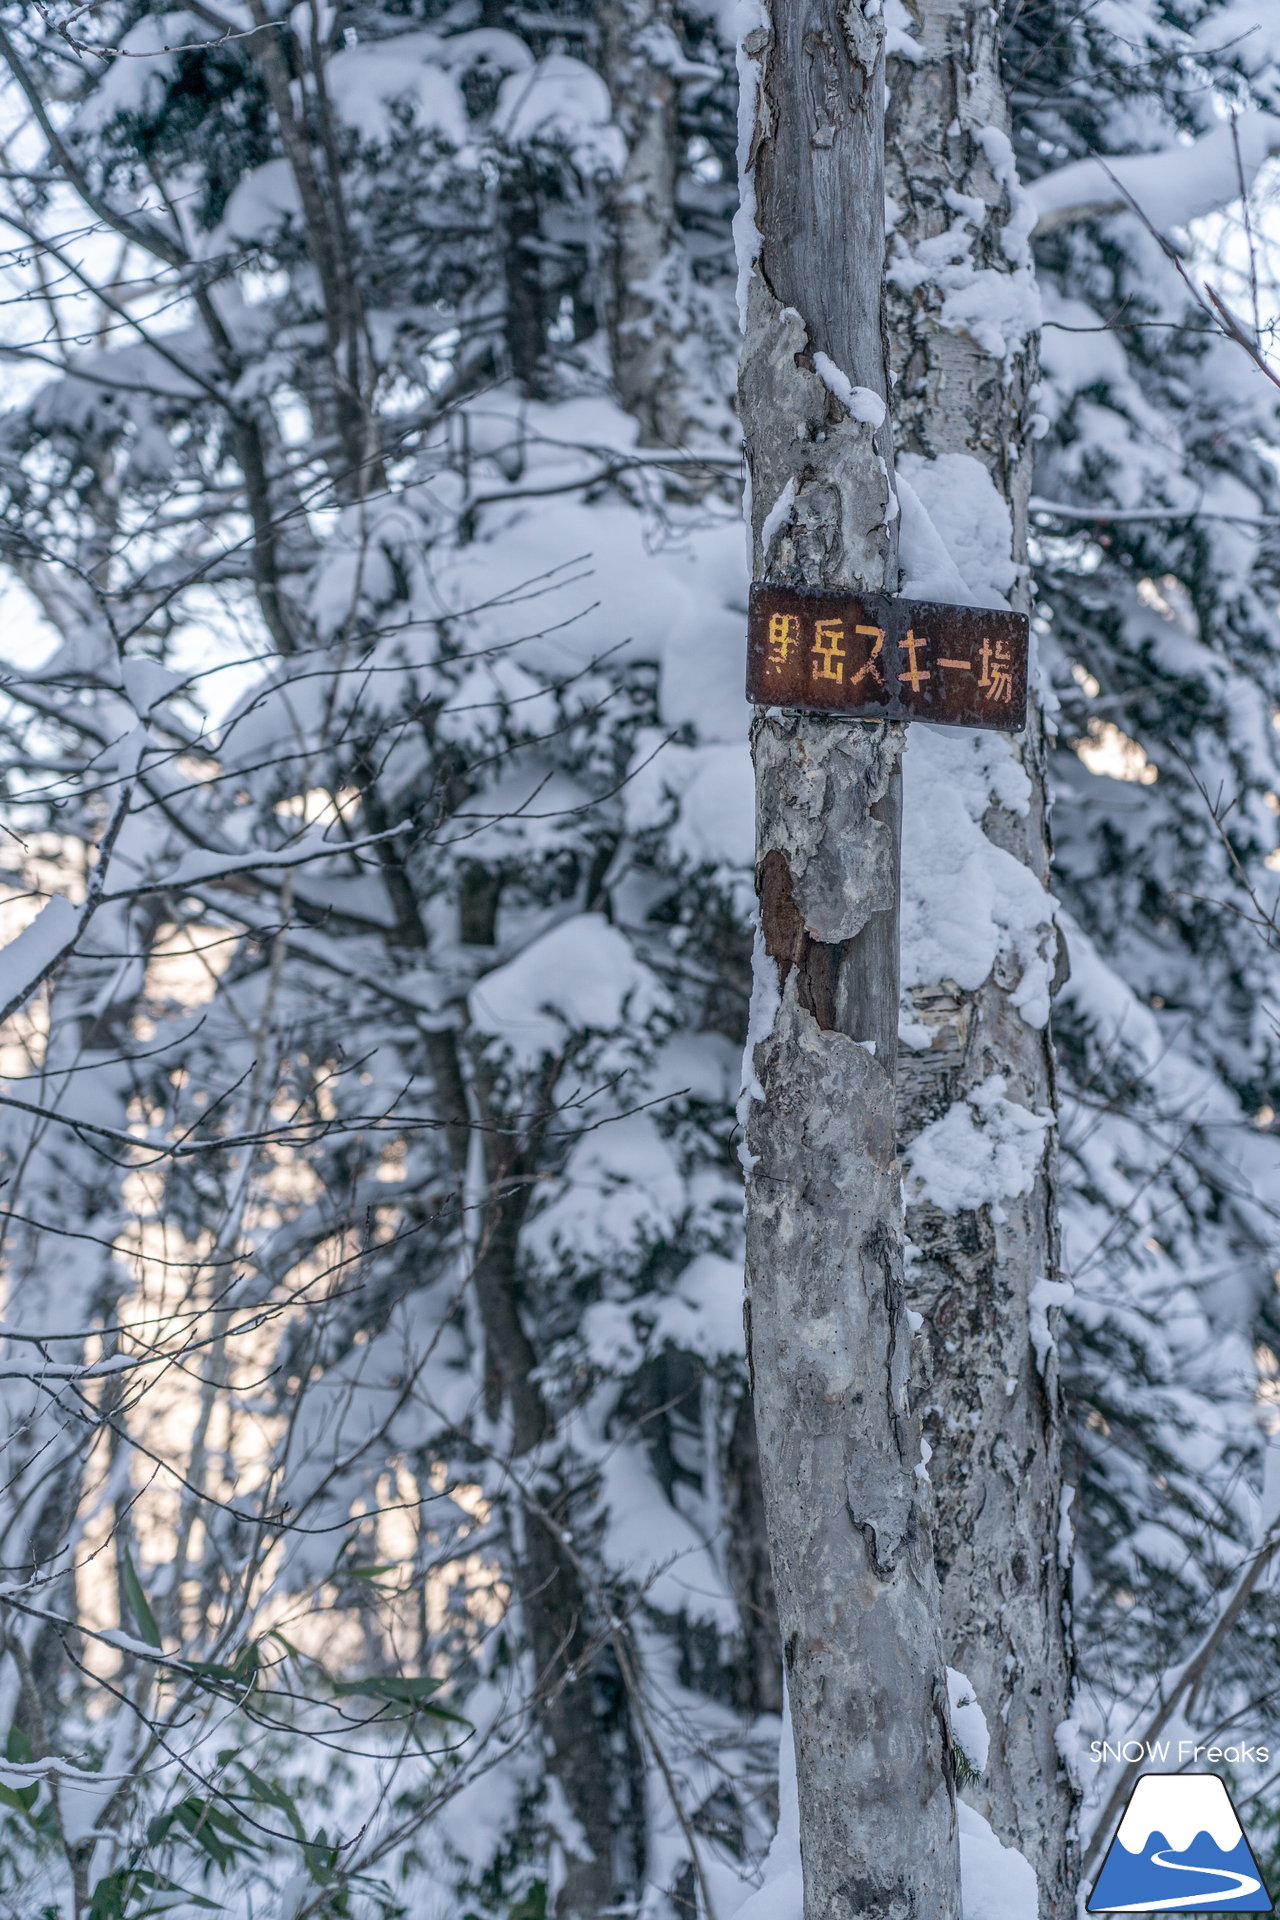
[{"xmin": 747, "ymin": 585, "xmax": 1028, "ymax": 732}]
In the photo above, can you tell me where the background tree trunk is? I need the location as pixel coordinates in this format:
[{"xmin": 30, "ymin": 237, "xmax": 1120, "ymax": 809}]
[
  {"xmin": 601, "ymin": 0, "xmax": 688, "ymax": 447},
  {"xmin": 885, "ymin": 4, "xmax": 1076, "ymax": 1912},
  {"xmin": 740, "ymin": 7, "xmax": 960, "ymax": 1916}
]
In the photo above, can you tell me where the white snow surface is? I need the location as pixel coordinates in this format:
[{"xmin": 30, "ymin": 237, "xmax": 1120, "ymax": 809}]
[
  {"xmin": 731, "ymin": 1702, "xmax": 803, "ymax": 1920},
  {"xmin": 976, "ymin": 125, "xmax": 1037, "ymax": 268},
  {"xmin": 1058, "ymin": 1486, "xmax": 1076, "ymax": 1572},
  {"xmin": 595, "ymin": 1437, "xmax": 739, "ymax": 1627},
  {"xmin": 885, "ymin": 0, "xmax": 922, "ymax": 61},
  {"xmin": 941, "ymin": 267, "xmax": 1041, "ymax": 365},
  {"xmin": 1259, "ymin": 1438, "xmax": 1280, "ymax": 1541},
  {"xmin": 23, "ymin": 8, "xmax": 1280, "ymax": 1915},
  {"xmin": 542, "ymin": 1774, "xmax": 592, "ymax": 1865},
  {"xmin": 0, "ymin": 894, "xmax": 79, "ymax": 1009},
  {"xmin": 527, "ymin": 1114, "xmax": 684, "ymax": 1268},
  {"xmin": 897, "ymin": 452, "xmax": 1017, "ymax": 610},
  {"xmin": 889, "ymin": 176, "xmax": 1040, "ymax": 364},
  {"xmin": 625, "ymin": 734, "xmax": 754, "ymax": 882},
  {"xmin": 947, "ymin": 1667, "xmax": 991, "ymax": 1774},
  {"xmin": 581, "ymin": 1254, "xmax": 744, "ymax": 1370},
  {"xmin": 121, "ymin": 656, "xmax": 184, "ymax": 715},
  {"xmin": 959, "ymin": 1801, "xmax": 1039, "ymax": 1920},
  {"xmin": 68, "ymin": 10, "xmax": 193, "ymax": 133},
  {"xmin": 426, "ymin": 401, "xmax": 748, "ymax": 727},
  {"xmin": 54, "ymin": 1707, "xmax": 138, "ymax": 1847},
  {"xmin": 325, "ymin": 37, "xmax": 469, "ymax": 147},
  {"xmin": 812, "ymin": 353, "xmax": 886, "ymax": 426},
  {"xmin": 760, "ymin": 476, "xmax": 796, "ymax": 563},
  {"xmin": 433, "ymin": 1685, "xmax": 528, "ymax": 1873},
  {"xmin": 1029, "ymin": 1277, "xmax": 1074, "ymax": 1374},
  {"xmin": 896, "ymin": 474, "xmax": 972, "ymax": 604},
  {"xmin": 733, "ymin": 0, "xmax": 770, "ymax": 328},
  {"xmin": 1115, "ymin": 1772, "xmax": 1244, "ymax": 1855},
  {"xmin": 901, "ymin": 727, "xmax": 1054, "ymax": 1028},
  {"xmin": 906, "ymin": 1076, "xmax": 1051, "ymax": 1219},
  {"xmin": 215, "ymin": 157, "xmax": 303, "ymax": 243},
  {"xmin": 468, "ymin": 913, "xmax": 667, "ymax": 1068},
  {"xmin": 1030, "ymin": 112, "xmax": 1280, "ymax": 236},
  {"xmin": 1194, "ymin": 7, "xmax": 1280, "ymax": 91},
  {"xmin": 737, "ymin": 920, "xmax": 782, "ymax": 1173},
  {"xmin": 497, "ymin": 55, "xmax": 625, "ymax": 173}
]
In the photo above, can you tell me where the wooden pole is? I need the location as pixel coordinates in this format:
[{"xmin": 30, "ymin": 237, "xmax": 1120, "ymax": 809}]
[{"xmin": 739, "ymin": 6, "xmax": 962, "ymax": 1917}]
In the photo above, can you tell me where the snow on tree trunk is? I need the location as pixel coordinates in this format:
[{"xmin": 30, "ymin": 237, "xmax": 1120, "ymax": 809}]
[
  {"xmin": 740, "ymin": 7, "xmax": 961, "ymax": 1915},
  {"xmin": 883, "ymin": 4, "xmax": 1076, "ymax": 1911}
]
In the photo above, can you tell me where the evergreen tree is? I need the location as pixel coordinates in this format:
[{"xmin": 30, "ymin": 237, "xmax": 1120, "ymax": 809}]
[
  {"xmin": 0, "ymin": 5, "xmax": 772, "ymax": 1914},
  {"xmin": 1009, "ymin": 0, "xmax": 1280, "ymax": 1793}
]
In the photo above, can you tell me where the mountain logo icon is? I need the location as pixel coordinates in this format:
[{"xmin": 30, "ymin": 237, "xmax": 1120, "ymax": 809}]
[{"xmin": 1088, "ymin": 1772, "xmax": 1274, "ymax": 1912}]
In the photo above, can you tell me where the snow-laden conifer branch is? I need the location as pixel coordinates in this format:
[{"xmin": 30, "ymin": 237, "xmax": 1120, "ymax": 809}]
[{"xmin": 1030, "ymin": 113, "xmax": 1280, "ymax": 236}]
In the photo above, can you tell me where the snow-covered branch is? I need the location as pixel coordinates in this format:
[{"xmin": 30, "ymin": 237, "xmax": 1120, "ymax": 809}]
[{"xmin": 1030, "ymin": 113, "xmax": 1280, "ymax": 236}]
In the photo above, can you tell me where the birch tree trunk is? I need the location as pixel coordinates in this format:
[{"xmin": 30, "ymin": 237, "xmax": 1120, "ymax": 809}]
[
  {"xmin": 885, "ymin": 6, "xmax": 1076, "ymax": 1912},
  {"xmin": 601, "ymin": 0, "xmax": 687, "ymax": 447},
  {"xmin": 740, "ymin": 8, "xmax": 960, "ymax": 1916}
]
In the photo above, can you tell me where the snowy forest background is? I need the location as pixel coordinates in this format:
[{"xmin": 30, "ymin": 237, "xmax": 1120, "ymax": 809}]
[{"xmin": 0, "ymin": 1, "xmax": 1277, "ymax": 1917}]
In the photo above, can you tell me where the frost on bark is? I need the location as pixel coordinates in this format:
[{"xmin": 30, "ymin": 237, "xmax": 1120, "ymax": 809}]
[
  {"xmin": 740, "ymin": 6, "xmax": 960, "ymax": 1916},
  {"xmin": 885, "ymin": 3, "xmax": 1075, "ymax": 1910}
]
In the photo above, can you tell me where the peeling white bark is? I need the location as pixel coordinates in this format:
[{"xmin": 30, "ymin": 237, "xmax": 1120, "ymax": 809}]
[{"xmin": 886, "ymin": 5, "xmax": 1076, "ymax": 1913}]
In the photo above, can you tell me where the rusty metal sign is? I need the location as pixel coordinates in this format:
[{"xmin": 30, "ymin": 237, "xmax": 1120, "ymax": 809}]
[{"xmin": 746, "ymin": 583, "xmax": 1028, "ymax": 732}]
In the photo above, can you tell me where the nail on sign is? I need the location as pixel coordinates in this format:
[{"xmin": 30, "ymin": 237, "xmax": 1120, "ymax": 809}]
[{"xmin": 747, "ymin": 584, "xmax": 1029, "ymax": 733}]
